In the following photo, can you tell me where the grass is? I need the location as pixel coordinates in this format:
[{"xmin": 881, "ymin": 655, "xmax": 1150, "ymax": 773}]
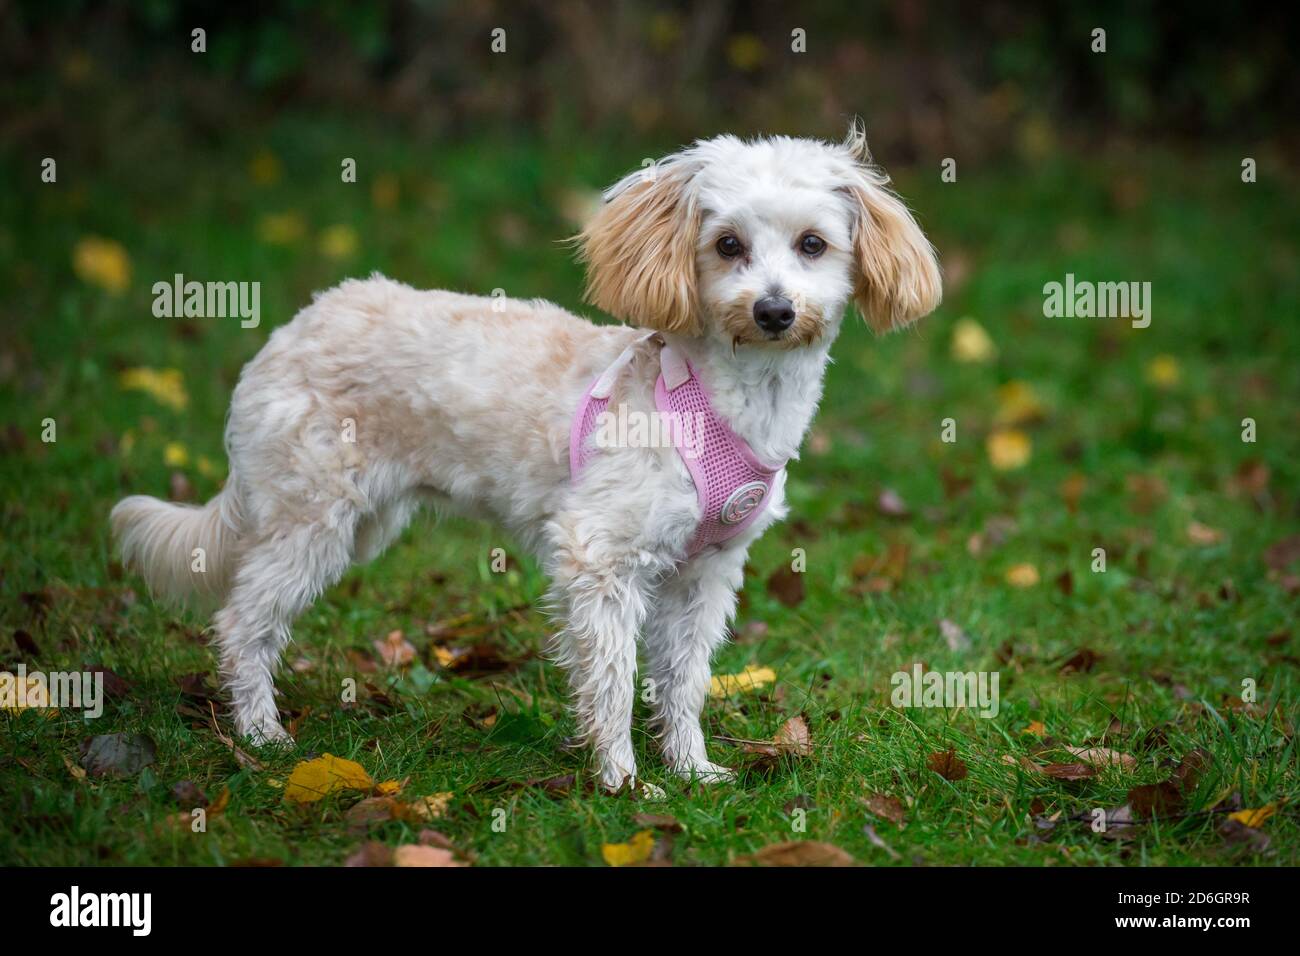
[{"xmin": 1, "ymin": 115, "xmax": 1297, "ymax": 866}]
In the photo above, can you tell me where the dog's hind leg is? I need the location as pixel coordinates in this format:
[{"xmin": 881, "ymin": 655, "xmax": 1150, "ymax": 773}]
[{"xmin": 213, "ymin": 506, "xmax": 359, "ymax": 743}]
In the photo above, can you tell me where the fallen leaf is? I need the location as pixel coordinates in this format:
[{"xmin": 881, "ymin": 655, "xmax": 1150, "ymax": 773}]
[
  {"xmin": 951, "ymin": 317, "xmax": 997, "ymax": 363},
  {"xmin": 72, "ymin": 236, "xmax": 131, "ymax": 294},
  {"xmin": 394, "ymin": 844, "xmax": 466, "ymax": 867},
  {"xmin": 986, "ymin": 429, "xmax": 1031, "ymax": 471},
  {"xmin": 119, "ymin": 367, "xmax": 188, "ymax": 412},
  {"xmin": 1145, "ymin": 354, "xmax": 1181, "ymax": 388},
  {"xmin": 709, "ymin": 665, "xmax": 776, "ymax": 698},
  {"xmin": 373, "ymin": 629, "xmax": 417, "ymax": 667},
  {"xmin": 1263, "ymin": 535, "xmax": 1300, "ymax": 571},
  {"xmin": 1064, "ymin": 746, "xmax": 1137, "ymax": 772},
  {"xmin": 994, "ymin": 381, "xmax": 1046, "ymax": 426},
  {"xmin": 1059, "ymin": 647, "xmax": 1103, "ymax": 674},
  {"xmin": 927, "ymin": 748, "xmax": 968, "ymax": 781},
  {"xmin": 79, "ymin": 733, "xmax": 156, "ymax": 779},
  {"xmin": 1218, "ymin": 818, "xmax": 1271, "ymax": 853},
  {"xmin": 862, "ymin": 792, "xmax": 906, "ymax": 826},
  {"xmin": 1005, "ymin": 563, "xmax": 1040, "ymax": 587},
  {"xmin": 1228, "ymin": 804, "xmax": 1277, "ymax": 828},
  {"xmin": 1023, "ymin": 721, "xmax": 1046, "ymax": 737},
  {"xmin": 736, "ymin": 840, "xmax": 854, "ymax": 867},
  {"xmin": 602, "ymin": 830, "xmax": 656, "ymax": 867},
  {"xmin": 344, "ymin": 842, "xmax": 393, "ymax": 867},
  {"xmin": 766, "ymin": 565, "xmax": 805, "ymax": 608},
  {"xmin": 283, "ymin": 754, "xmax": 374, "ymax": 804},
  {"xmin": 1039, "ymin": 763, "xmax": 1097, "ymax": 781},
  {"xmin": 1059, "ymin": 473, "xmax": 1087, "ymax": 513}
]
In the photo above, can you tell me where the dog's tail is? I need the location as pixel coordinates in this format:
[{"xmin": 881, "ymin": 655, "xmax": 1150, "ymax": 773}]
[{"xmin": 110, "ymin": 483, "xmax": 241, "ymax": 607}]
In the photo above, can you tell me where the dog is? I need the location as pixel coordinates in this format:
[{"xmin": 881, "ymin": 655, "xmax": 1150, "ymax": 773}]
[{"xmin": 111, "ymin": 124, "xmax": 941, "ymax": 792}]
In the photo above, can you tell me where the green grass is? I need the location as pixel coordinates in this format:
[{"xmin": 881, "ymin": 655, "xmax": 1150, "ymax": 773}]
[{"xmin": 1, "ymin": 116, "xmax": 1297, "ymax": 866}]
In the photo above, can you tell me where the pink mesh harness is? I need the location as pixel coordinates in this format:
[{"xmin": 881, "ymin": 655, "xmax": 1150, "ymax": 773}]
[{"xmin": 569, "ymin": 334, "xmax": 785, "ymax": 557}]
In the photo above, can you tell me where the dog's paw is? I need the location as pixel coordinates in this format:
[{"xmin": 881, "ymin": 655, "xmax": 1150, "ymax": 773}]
[
  {"xmin": 669, "ymin": 760, "xmax": 736, "ymax": 784},
  {"xmin": 245, "ymin": 723, "xmax": 294, "ymax": 748}
]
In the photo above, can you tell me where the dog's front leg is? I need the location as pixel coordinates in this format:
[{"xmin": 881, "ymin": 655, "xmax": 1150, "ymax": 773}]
[
  {"xmin": 548, "ymin": 554, "xmax": 654, "ymax": 793},
  {"xmin": 644, "ymin": 545, "xmax": 747, "ymax": 782}
]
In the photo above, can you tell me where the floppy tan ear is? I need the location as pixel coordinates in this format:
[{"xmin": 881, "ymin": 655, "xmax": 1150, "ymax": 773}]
[
  {"xmin": 841, "ymin": 129, "xmax": 942, "ymax": 334},
  {"xmin": 574, "ymin": 157, "xmax": 701, "ymax": 334}
]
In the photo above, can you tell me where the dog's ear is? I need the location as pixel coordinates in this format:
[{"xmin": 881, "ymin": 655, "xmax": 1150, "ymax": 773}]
[
  {"xmin": 575, "ymin": 155, "xmax": 701, "ymax": 335},
  {"xmin": 840, "ymin": 124, "xmax": 942, "ymax": 334}
]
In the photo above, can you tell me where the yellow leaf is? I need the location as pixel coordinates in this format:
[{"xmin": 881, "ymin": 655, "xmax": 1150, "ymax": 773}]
[
  {"xmin": 119, "ymin": 367, "xmax": 189, "ymax": 412},
  {"xmin": 319, "ymin": 224, "xmax": 359, "ymax": 260},
  {"xmin": 709, "ymin": 665, "xmax": 776, "ymax": 698},
  {"xmin": 208, "ymin": 786, "xmax": 231, "ymax": 816},
  {"xmin": 258, "ymin": 212, "xmax": 307, "ymax": 245},
  {"xmin": 249, "ymin": 149, "xmax": 282, "ymax": 186},
  {"xmin": 950, "ymin": 317, "xmax": 997, "ymax": 363},
  {"xmin": 375, "ymin": 779, "xmax": 403, "ymax": 796},
  {"xmin": 994, "ymin": 381, "xmax": 1046, "ymax": 426},
  {"xmin": 601, "ymin": 830, "xmax": 655, "ymax": 866},
  {"xmin": 1145, "ymin": 354, "xmax": 1181, "ymax": 388},
  {"xmin": 196, "ymin": 455, "xmax": 217, "ymax": 478},
  {"xmin": 403, "ymin": 792, "xmax": 453, "ymax": 821},
  {"xmin": 72, "ymin": 236, "xmax": 131, "ymax": 294},
  {"xmin": 1005, "ymin": 563, "xmax": 1040, "ymax": 587},
  {"xmin": 1229, "ymin": 804, "xmax": 1277, "ymax": 828},
  {"xmin": 986, "ymin": 429, "xmax": 1031, "ymax": 470},
  {"xmin": 283, "ymin": 754, "xmax": 373, "ymax": 804},
  {"xmin": 1023, "ymin": 721, "xmax": 1046, "ymax": 736},
  {"xmin": 163, "ymin": 441, "xmax": 189, "ymax": 467}
]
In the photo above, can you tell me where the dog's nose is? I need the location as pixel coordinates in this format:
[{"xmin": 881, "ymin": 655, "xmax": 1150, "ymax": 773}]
[{"xmin": 753, "ymin": 296, "xmax": 796, "ymax": 333}]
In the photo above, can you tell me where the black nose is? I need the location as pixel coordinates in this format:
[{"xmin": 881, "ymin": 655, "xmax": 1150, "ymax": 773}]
[{"xmin": 753, "ymin": 296, "xmax": 795, "ymax": 333}]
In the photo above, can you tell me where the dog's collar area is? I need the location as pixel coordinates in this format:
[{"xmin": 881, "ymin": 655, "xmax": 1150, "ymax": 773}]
[{"xmin": 570, "ymin": 333, "xmax": 786, "ymax": 557}]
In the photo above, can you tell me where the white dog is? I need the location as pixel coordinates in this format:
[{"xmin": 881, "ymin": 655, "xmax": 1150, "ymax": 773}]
[{"xmin": 112, "ymin": 125, "xmax": 940, "ymax": 792}]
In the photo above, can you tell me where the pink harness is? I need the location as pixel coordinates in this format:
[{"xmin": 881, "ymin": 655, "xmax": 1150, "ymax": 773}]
[{"xmin": 570, "ymin": 334, "xmax": 785, "ymax": 557}]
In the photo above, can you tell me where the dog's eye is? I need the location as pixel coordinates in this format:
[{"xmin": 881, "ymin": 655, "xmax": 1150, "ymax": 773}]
[
  {"xmin": 798, "ymin": 233, "xmax": 826, "ymax": 257},
  {"xmin": 716, "ymin": 235, "xmax": 743, "ymax": 259}
]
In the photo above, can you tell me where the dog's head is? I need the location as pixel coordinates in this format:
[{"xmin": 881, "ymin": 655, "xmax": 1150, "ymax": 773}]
[{"xmin": 576, "ymin": 123, "xmax": 941, "ymax": 349}]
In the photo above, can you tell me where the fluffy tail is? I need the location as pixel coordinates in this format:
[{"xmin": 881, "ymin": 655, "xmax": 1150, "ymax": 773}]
[{"xmin": 110, "ymin": 487, "xmax": 240, "ymax": 607}]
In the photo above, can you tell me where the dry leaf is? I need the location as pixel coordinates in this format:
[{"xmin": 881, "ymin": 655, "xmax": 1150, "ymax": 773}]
[
  {"xmin": 709, "ymin": 665, "xmax": 776, "ymax": 698},
  {"xmin": 1187, "ymin": 522, "xmax": 1224, "ymax": 546},
  {"xmin": 986, "ymin": 429, "xmax": 1031, "ymax": 471},
  {"xmin": 1039, "ymin": 763, "xmax": 1097, "ymax": 781},
  {"xmin": 602, "ymin": 830, "xmax": 656, "ymax": 866},
  {"xmin": 373, "ymin": 629, "xmax": 416, "ymax": 667},
  {"xmin": 1005, "ymin": 563, "xmax": 1040, "ymax": 587},
  {"xmin": 927, "ymin": 748, "xmax": 968, "ymax": 781},
  {"xmin": 737, "ymin": 841, "xmax": 854, "ymax": 867},
  {"xmin": 394, "ymin": 844, "xmax": 466, "ymax": 867},
  {"xmin": 1064, "ymin": 746, "xmax": 1137, "ymax": 772},
  {"xmin": 1228, "ymin": 804, "xmax": 1277, "ymax": 828},
  {"xmin": 951, "ymin": 317, "xmax": 996, "ymax": 363},
  {"xmin": 283, "ymin": 754, "xmax": 373, "ymax": 804},
  {"xmin": 1023, "ymin": 721, "xmax": 1046, "ymax": 737},
  {"xmin": 862, "ymin": 792, "xmax": 906, "ymax": 826},
  {"xmin": 766, "ymin": 565, "xmax": 805, "ymax": 608}
]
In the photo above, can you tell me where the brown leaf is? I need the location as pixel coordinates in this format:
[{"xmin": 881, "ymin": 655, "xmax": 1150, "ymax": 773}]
[
  {"xmin": 1063, "ymin": 746, "xmax": 1137, "ymax": 772},
  {"xmin": 736, "ymin": 841, "xmax": 854, "ymax": 867},
  {"xmin": 373, "ymin": 629, "xmax": 416, "ymax": 667},
  {"xmin": 1039, "ymin": 763, "xmax": 1097, "ymax": 781},
  {"xmin": 728, "ymin": 715, "xmax": 813, "ymax": 758},
  {"xmin": 766, "ymin": 564, "xmax": 805, "ymax": 608},
  {"xmin": 927, "ymin": 748, "xmax": 968, "ymax": 781},
  {"xmin": 632, "ymin": 813, "xmax": 683, "ymax": 832},
  {"xmin": 394, "ymin": 844, "xmax": 467, "ymax": 867},
  {"xmin": 1218, "ymin": 818, "xmax": 1271, "ymax": 853},
  {"xmin": 85, "ymin": 664, "xmax": 133, "ymax": 699},
  {"xmin": 862, "ymin": 792, "xmax": 907, "ymax": 826}
]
